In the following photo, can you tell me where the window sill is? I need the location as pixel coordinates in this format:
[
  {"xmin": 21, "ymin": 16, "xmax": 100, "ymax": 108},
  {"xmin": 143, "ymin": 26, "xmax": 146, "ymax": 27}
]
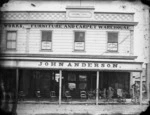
[
  {"xmin": 72, "ymin": 50, "xmax": 86, "ymax": 53},
  {"xmin": 40, "ymin": 49, "xmax": 53, "ymax": 52},
  {"xmin": 5, "ymin": 49, "xmax": 17, "ymax": 51},
  {"xmin": 105, "ymin": 51, "xmax": 119, "ymax": 53}
]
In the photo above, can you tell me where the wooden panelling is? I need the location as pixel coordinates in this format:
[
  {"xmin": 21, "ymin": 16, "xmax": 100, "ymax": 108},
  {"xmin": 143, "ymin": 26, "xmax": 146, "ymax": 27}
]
[
  {"xmin": 0, "ymin": 30, "xmax": 6, "ymax": 52},
  {"xmin": 1, "ymin": 28, "xmax": 132, "ymax": 56},
  {"xmin": 28, "ymin": 29, "xmax": 41, "ymax": 53},
  {"xmin": 17, "ymin": 29, "xmax": 26, "ymax": 53}
]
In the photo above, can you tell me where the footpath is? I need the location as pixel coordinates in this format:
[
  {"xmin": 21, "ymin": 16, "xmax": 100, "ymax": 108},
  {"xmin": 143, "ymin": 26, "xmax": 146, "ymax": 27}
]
[{"xmin": 16, "ymin": 104, "xmax": 149, "ymax": 115}]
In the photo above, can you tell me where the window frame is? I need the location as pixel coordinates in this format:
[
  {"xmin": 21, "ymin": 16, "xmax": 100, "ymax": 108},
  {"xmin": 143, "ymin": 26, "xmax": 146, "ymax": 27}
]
[
  {"xmin": 107, "ymin": 31, "xmax": 119, "ymax": 52},
  {"xmin": 6, "ymin": 31, "xmax": 17, "ymax": 50},
  {"xmin": 73, "ymin": 31, "xmax": 86, "ymax": 52},
  {"xmin": 68, "ymin": 73, "xmax": 77, "ymax": 90},
  {"xmin": 41, "ymin": 30, "xmax": 53, "ymax": 51},
  {"xmin": 79, "ymin": 74, "xmax": 87, "ymax": 90}
]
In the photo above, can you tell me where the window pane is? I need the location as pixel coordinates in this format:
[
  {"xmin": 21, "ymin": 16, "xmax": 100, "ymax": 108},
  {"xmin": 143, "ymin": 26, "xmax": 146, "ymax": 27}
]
[
  {"xmin": 68, "ymin": 74, "xmax": 76, "ymax": 81},
  {"xmin": 79, "ymin": 75, "xmax": 87, "ymax": 81},
  {"xmin": 41, "ymin": 41, "xmax": 52, "ymax": 50},
  {"xmin": 79, "ymin": 83, "xmax": 87, "ymax": 90},
  {"xmin": 7, "ymin": 42, "xmax": 16, "ymax": 49},
  {"xmin": 47, "ymin": 32, "xmax": 52, "ymax": 41},
  {"xmin": 42, "ymin": 31, "xmax": 52, "ymax": 41},
  {"xmin": 11, "ymin": 32, "xmax": 17, "ymax": 40},
  {"xmin": 7, "ymin": 32, "xmax": 16, "ymax": 40},
  {"xmin": 68, "ymin": 83, "xmax": 76, "ymax": 90},
  {"xmin": 75, "ymin": 32, "xmax": 85, "ymax": 42},
  {"xmin": 108, "ymin": 32, "xmax": 118, "ymax": 43}
]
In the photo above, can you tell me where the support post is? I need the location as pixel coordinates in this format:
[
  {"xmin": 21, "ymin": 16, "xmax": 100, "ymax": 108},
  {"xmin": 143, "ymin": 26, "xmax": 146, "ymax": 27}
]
[
  {"xmin": 12, "ymin": 68, "xmax": 19, "ymax": 115},
  {"xmin": 140, "ymin": 72, "xmax": 142, "ymax": 105},
  {"xmin": 96, "ymin": 71, "xmax": 99, "ymax": 105},
  {"xmin": 59, "ymin": 70, "xmax": 62, "ymax": 105},
  {"xmin": 146, "ymin": 63, "xmax": 150, "ymax": 102}
]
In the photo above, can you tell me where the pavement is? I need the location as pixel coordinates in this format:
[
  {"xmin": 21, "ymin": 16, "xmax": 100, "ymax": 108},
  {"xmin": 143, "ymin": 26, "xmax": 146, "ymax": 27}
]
[{"xmin": 16, "ymin": 103, "xmax": 149, "ymax": 115}]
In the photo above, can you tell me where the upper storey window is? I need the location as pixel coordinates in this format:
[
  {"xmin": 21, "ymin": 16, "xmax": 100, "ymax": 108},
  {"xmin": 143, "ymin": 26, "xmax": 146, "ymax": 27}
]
[
  {"xmin": 6, "ymin": 31, "xmax": 17, "ymax": 50},
  {"xmin": 107, "ymin": 32, "xmax": 118, "ymax": 52},
  {"xmin": 41, "ymin": 31, "xmax": 52, "ymax": 50},
  {"xmin": 74, "ymin": 31, "xmax": 85, "ymax": 51}
]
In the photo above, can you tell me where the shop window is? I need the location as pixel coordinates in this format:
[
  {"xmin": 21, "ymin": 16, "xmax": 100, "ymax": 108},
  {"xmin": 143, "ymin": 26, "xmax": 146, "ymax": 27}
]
[
  {"xmin": 68, "ymin": 83, "xmax": 76, "ymax": 90},
  {"xmin": 107, "ymin": 32, "xmax": 118, "ymax": 52},
  {"xmin": 79, "ymin": 83, "xmax": 87, "ymax": 90},
  {"xmin": 41, "ymin": 31, "xmax": 52, "ymax": 50},
  {"xmin": 79, "ymin": 75, "xmax": 87, "ymax": 90},
  {"xmin": 74, "ymin": 31, "xmax": 85, "ymax": 51},
  {"xmin": 68, "ymin": 73, "xmax": 76, "ymax": 91},
  {"xmin": 79, "ymin": 75, "xmax": 87, "ymax": 81},
  {"xmin": 6, "ymin": 31, "xmax": 17, "ymax": 50},
  {"xmin": 68, "ymin": 73, "xmax": 76, "ymax": 81}
]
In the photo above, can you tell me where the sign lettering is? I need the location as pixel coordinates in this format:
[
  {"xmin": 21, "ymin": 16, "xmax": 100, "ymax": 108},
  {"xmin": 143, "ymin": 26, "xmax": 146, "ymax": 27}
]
[
  {"xmin": 38, "ymin": 61, "xmax": 118, "ymax": 69},
  {"xmin": 3, "ymin": 24, "xmax": 131, "ymax": 30},
  {"xmin": 0, "ymin": 60, "xmax": 143, "ymax": 71}
]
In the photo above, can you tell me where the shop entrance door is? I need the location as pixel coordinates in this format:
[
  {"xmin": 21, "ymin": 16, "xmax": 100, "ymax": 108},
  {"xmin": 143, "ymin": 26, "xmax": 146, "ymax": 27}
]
[
  {"xmin": 40, "ymin": 71, "xmax": 51, "ymax": 98},
  {"xmin": 67, "ymin": 73, "xmax": 78, "ymax": 98},
  {"xmin": 99, "ymin": 72, "xmax": 130, "ymax": 98},
  {"xmin": 63, "ymin": 71, "xmax": 95, "ymax": 99}
]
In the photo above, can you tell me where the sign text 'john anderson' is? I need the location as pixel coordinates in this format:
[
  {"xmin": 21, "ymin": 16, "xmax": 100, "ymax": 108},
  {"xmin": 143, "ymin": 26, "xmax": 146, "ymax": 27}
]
[{"xmin": 38, "ymin": 61, "xmax": 118, "ymax": 69}]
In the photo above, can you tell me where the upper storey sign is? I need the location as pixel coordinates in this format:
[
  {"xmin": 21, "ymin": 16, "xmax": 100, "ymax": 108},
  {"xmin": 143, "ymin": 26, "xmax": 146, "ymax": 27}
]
[
  {"xmin": 66, "ymin": 6, "xmax": 94, "ymax": 20},
  {"xmin": 68, "ymin": 11, "xmax": 92, "ymax": 18},
  {"xmin": 67, "ymin": 10, "xmax": 93, "ymax": 20},
  {"xmin": 2, "ymin": 23, "xmax": 132, "ymax": 30}
]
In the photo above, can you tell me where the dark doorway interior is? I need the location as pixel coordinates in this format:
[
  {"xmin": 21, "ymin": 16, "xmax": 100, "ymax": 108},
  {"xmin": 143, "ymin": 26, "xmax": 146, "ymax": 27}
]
[{"xmin": 62, "ymin": 71, "xmax": 96, "ymax": 99}]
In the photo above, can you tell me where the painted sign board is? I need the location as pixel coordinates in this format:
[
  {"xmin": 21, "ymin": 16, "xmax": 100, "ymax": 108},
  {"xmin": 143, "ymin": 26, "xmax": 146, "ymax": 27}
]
[
  {"xmin": 0, "ymin": 60, "xmax": 142, "ymax": 72},
  {"xmin": 3, "ymin": 24, "xmax": 131, "ymax": 30}
]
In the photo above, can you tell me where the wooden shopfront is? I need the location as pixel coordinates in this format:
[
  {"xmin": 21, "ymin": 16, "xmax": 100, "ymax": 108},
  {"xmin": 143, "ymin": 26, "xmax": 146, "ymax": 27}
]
[{"xmin": 0, "ymin": 58, "xmax": 143, "ymax": 105}]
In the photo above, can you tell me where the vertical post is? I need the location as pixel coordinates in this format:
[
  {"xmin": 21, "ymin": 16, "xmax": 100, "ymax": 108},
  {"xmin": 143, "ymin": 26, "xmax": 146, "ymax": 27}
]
[
  {"xmin": 148, "ymin": 9, "xmax": 150, "ymax": 103},
  {"xmin": 146, "ymin": 63, "xmax": 150, "ymax": 102},
  {"xmin": 101, "ymin": 72, "xmax": 103, "ymax": 89},
  {"xmin": 59, "ymin": 70, "xmax": 62, "ymax": 105},
  {"xmin": 12, "ymin": 68, "xmax": 19, "ymax": 115},
  {"xmin": 91, "ymin": 75, "xmax": 93, "ymax": 90},
  {"xmin": 140, "ymin": 72, "xmax": 142, "ymax": 105},
  {"xmin": 96, "ymin": 71, "xmax": 99, "ymax": 105},
  {"xmin": 130, "ymin": 72, "xmax": 133, "ymax": 96}
]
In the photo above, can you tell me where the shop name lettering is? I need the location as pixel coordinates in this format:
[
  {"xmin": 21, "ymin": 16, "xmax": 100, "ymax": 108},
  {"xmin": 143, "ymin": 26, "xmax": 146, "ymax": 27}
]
[
  {"xmin": 3, "ymin": 24, "xmax": 130, "ymax": 30},
  {"xmin": 38, "ymin": 62, "xmax": 118, "ymax": 68}
]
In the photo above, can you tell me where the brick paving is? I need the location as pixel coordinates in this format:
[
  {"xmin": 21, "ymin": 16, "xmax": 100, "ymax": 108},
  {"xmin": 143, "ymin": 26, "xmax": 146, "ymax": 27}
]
[{"xmin": 16, "ymin": 104, "xmax": 149, "ymax": 115}]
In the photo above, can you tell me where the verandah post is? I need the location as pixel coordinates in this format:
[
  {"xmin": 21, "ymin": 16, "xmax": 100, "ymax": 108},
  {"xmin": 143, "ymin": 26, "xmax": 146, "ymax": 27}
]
[
  {"xmin": 140, "ymin": 72, "xmax": 142, "ymax": 105},
  {"xmin": 12, "ymin": 68, "xmax": 19, "ymax": 115},
  {"xmin": 96, "ymin": 71, "xmax": 99, "ymax": 105},
  {"xmin": 59, "ymin": 70, "xmax": 62, "ymax": 105}
]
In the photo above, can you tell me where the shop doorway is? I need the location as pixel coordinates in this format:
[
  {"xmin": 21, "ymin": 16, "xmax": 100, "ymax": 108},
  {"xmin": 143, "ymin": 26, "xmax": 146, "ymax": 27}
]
[
  {"xmin": 99, "ymin": 72, "xmax": 130, "ymax": 99},
  {"xmin": 18, "ymin": 70, "xmax": 131, "ymax": 103},
  {"xmin": 62, "ymin": 71, "xmax": 130, "ymax": 102},
  {"xmin": 62, "ymin": 71, "xmax": 96, "ymax": 100},
  {"xmin": 19, "ymin": 69, "xmax": 59, "ymax": 100}
]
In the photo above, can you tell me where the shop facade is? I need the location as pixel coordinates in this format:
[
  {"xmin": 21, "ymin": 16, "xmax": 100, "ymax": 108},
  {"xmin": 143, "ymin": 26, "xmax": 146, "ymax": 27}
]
[
  {"xmin": 0, "ymin": 57, "xmax": 143, "ymax": 104},
  {"xmin": 0, "ymin": 0, "xmax": 149, "ymax": 106}
]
